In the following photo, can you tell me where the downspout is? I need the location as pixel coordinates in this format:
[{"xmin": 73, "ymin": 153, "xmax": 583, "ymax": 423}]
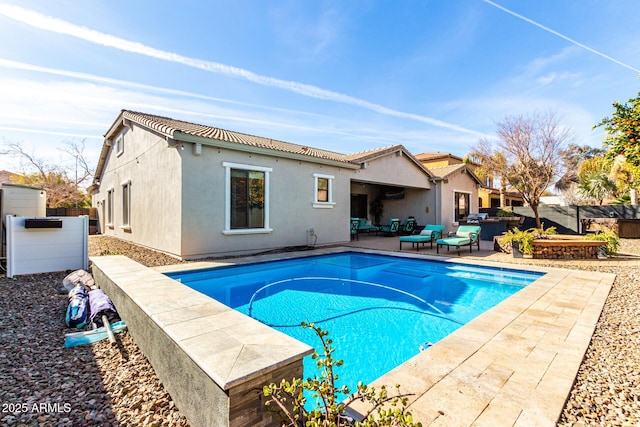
[{"xmin": 430, "ymin": 177, "xmax": 442, "ymax": 226}]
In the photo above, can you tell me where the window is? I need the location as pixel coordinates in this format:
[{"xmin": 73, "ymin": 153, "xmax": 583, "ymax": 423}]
[
  {"xmin": 454, "ymin": 191, "xmax": 470, "ymax": 222},
  {"xmin": 115, "ymin": 134, "xmax": 124, "ymax": 157},
  {"xmin": 121, "ymin": 181, "xmax": 131, "ymax": 230},
  {"xmin": 313, "ymin": 173, "xmax": 335, "ymax": 208},
  {"xmin": 317, "ymin": 178, "xmax": 329, "ymax": 202},
  {"xmin": 106, "ymin": 188, "xmax": 114, "ymax": 227},
  {"xmin": 223, "ymin": 162, "xmax": 272, "ymax": 234}
]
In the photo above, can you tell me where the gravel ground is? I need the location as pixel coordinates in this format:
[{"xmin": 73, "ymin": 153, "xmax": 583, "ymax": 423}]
[{"xmin": 0, "ymin": 235, "xmax": 638, "ymax": 426}]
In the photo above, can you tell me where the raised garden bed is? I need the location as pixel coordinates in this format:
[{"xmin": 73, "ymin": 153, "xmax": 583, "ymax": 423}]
[
  {"xmin": 496, "ymin": 235, "xmax": 607, "ymax": 260},
  {"xmin": 531, "ymin": 237, "xmax": 605, "ymax": 260}
]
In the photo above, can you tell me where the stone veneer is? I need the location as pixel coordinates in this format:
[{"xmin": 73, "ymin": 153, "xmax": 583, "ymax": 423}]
[
  {"xmin": 90, "ymin": 255, "xmax": 313, "ymax": 427},
  {"xmin": 532, "ymin": 239, "xmax": 606, "ymax": 260}
]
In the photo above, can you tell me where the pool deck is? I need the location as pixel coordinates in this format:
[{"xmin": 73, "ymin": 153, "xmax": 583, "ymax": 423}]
[{"xmin": 154, "ymin": 237, "xmax": 620, "ymax": 426}]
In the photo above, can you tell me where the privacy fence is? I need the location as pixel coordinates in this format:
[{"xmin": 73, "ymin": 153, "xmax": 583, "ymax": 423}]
[
  {"xmin": 480, "ymin": 205, "xmax": 640, "ymax": 235},
  {"xmin": 46, "ymin": 207, "xmax": 99, "ymax": 235}
]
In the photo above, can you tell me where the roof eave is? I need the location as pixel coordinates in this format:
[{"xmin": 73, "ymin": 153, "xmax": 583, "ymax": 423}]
[{"xmin": 173, "ymin": 131, "xmax": 359, "ymax": 170}]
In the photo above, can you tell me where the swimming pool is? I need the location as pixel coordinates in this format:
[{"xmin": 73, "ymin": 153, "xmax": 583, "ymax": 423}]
[{"xmin": 167, "ymin": 252, "xmax": 543, "ymax": 396}]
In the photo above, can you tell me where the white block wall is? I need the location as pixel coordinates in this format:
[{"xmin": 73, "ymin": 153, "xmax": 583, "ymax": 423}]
[{"xmin": 6, "ymin": 216, "xmax": 88, "ymax": 278}]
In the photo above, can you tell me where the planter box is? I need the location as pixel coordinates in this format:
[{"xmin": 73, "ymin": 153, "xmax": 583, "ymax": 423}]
[{"xmin": 532, "ymin": 238, "xmax": 606, "ymax": 260}]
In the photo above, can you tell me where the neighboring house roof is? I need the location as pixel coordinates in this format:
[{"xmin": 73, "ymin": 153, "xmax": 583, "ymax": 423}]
[
  {"xmin": 482, "ymin": 187, "xmax": 523, "ymax": 198},
  {"xmin": 415, "ymin": 152, "xmax": 465, "ymax": 164},
  {"xmin": 92, "ymin": 110, "xmax": 432, "ymax": 188},
  {"xmin": 0, "ymin": 170, "xmax": 20, "ymax": 187},
  {"xmin": 427, "ymin": 164, "xmax": 482, "ymax": 185}
]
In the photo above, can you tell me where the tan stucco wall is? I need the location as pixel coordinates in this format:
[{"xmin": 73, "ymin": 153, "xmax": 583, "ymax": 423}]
[
  {"xmin": 180, "ymin": 145, "xmax": 353, "ymax": 258},
  {"xmin": 352, "ymin": 152, "xmax": 431, "ymax": 189},
  {"xmin": 438, "ymin": 171, "xmax": 479, "ymax": 234},
  {"xmin": 92, "ymin": 124, "xmax": 183, "ymax": 256},
  {"xmin": 349, "ymin": 183, "xmax": 433, "ymax": 227}
]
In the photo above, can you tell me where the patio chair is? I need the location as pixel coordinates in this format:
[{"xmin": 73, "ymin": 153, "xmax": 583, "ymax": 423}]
[
  {"xmin": 399, "ymin": 224, "xmax": 445, "ymax": 251},
  {"xmin": 379, "ymin": 218, "xmax": 400, "ymax": 236},
  {"xmin": 399, "ymin": 217, "xmax": 416, "ymax": 235},
  {"xmin": 436, "ymin": 225, "xmax": 481, "ymax": 255},
  {"xmin": 350, "ymin": 218, "xmax": 360, "ymax": 240},
  {"xmin": 357, "ymin": 218, "xmax": 379, "ymax": 235}
]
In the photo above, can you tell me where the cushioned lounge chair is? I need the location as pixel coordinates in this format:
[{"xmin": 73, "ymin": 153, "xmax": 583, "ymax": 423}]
[
  {"xmin": 399, "ymin": 224, "xmax": 445, "ymax": 251},
  {"xmin": 436, "ymin": 225, "xmax": 481, "ymax": 255},
  {"xmin": 399, "ymin": 217, "xmax": 416, "ymax": 235},
  {"xmin": 379, "ymin": 218, "xmax": 400, "ymax": 236},
  {"xmin": 357, "ymin": 218, "xmax": 379, "ymax": 234}
]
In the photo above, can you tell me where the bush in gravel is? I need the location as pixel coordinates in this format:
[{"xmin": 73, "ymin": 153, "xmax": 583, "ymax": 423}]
[
  {"xmin": 263, "ymin": 322, "xmax": 421, "ymax": 427},
  {"xmin": 585, "ymin": 229, "xmax": 620, "ymax": 255}
]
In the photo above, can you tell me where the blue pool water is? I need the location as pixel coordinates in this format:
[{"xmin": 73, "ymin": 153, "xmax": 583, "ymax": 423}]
[{"xmin": 167, "ymin": 252, "xmax": 543, "ymax": 396}]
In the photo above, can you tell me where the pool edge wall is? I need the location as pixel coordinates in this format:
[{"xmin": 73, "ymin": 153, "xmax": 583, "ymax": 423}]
[{"xmin": 91, "ymin": 255, "xmax": 312, "ymax": 427}]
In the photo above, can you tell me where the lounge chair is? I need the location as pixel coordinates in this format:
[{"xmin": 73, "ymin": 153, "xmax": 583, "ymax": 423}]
[
  {"xmin": 399, "ymin": 224, "xmax": 445, "ymax": 251},
  {"xmin": 436, "ymin": 225, "xmax": 481, "ymax": 255},
  {"xmin": 399, "ymin": 217, "xmax": 416, "ymax": 235},
  {"xmin": 379, "ymin": 218, "xmax": 400, "ymax": 236},
  {"xmin": 356, "ymin": 218, "xmax": 379, "ymax": 235},
  {"xmin": 350, "ymin": 218, "xmax": 360, "ymax": 240}
]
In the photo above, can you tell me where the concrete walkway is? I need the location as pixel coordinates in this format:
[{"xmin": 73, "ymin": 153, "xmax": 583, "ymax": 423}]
[{"xmin": 346, "ymin": 233, "xmax": 640, "ymax": 267}]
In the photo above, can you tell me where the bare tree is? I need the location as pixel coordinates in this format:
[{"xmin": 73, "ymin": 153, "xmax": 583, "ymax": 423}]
[
  {"xmin": 2, "ymin": 139, "xmax": 93, "ymax": 208},
  {"xmin": 467, "ymin": 111, "xmax": 571, "ymax": 228}
]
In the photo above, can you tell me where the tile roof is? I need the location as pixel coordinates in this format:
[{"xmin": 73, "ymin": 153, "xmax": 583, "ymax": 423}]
[
  {"xmin": 414, "ymin": 152, "xmax": 464, "ymax": 161},
  {"xmin": 427, "ymin": 164, "xmax": 467, "ymax": 178},
  {"xmin": 119, "ymin": 110, "xmax": 350, "ymax": 164},
  {"xmin": 91, "ymin": 110, "xmax": 434, "ymax": 189},
  {"xmin": 345, "ymin": 144, "xmax": 433, "ymax": 177},
  {"xmin": 344, "ymin": 144, "xmax": 403, "ymax": 162},
  {"xmin": 427, "ymin": 164, "xmax": 482, "ymax": 184}
]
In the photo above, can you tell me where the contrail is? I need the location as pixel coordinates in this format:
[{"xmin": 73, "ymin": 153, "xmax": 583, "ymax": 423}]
[
  {"xmin": 483, "ymin": 0, "xmax": 640, "ymax": 74},
  {"xmin": 0, "ymin": 126, "xmax": 102, "ymax": 139},
  {"xmin": 0, "ymin": 4, "xmax": 490, "ymax": 138}
]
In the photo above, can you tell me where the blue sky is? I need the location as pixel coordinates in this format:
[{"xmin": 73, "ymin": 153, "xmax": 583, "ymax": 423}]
[{"xmin": 1, "ymin": 0, "xmax": 639, "ymax": 175}]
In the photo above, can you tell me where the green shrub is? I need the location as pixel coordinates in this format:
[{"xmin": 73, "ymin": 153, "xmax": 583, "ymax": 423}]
[
  {"xmin": 496, "ymin": 208, "xmax": 515, "ymax": 217},
  {"xmin": 263, "ymin": 322, "xmax": 422, "ymax": 427},
  {"xmin": 99, "ymin": 243, "xmax": 121, "ymax": 256},
  {"xmin": 585, "ymin": 229, "xmax": 620, "ymax": 256},
  {"xmin": 500, "ymin": 225, "xmax": 557, "ymax": 255}
]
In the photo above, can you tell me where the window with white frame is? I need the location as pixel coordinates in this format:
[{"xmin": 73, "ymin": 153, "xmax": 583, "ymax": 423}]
[
  {"xmin": 115, "ymin": 134, "xmax": 124, "ymax": 157},
  {"xmin": 313, "ymin": 173, "xmax": 335, "ymax": 208},
  {"xmin": 106, "ymin": 188, "xmax": 114, "ymax": 227},
  {"xmin": 121, "ymin": 181, "xmax": 131, "ymax": 230},
  {"xmin": 223, "ymin": 162, "xmax": 272, "ymax": 234}
]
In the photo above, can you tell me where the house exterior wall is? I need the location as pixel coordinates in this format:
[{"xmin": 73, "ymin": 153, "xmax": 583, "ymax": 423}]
[
  {"xmin": 349, "ymin": 152, "xmax": 432, "ymax": 227},
  {"xmin": 349, "ymin": 183, "xmax": 433, "ymax": 226},
  {"xmin": 92, "ymin": 124, "xmax": 183, "ymax": 257},
  {"xmin": 352, "ymin": 152, "xmax": 431, "ymax": 189},
  {"xmin": 375, "ymin": 188, "xmax": 431, "ymax": 226},
  {"xmin": 179, "ymin": 144, "xmax": 353, "ymax": 258},
  {"xmin": 478, "ymin": 188, "xmax": 524, "ymax": 209},
  {"xmin": 438, "ymin": 171, "xmax": 479, "ymax": 234}
]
